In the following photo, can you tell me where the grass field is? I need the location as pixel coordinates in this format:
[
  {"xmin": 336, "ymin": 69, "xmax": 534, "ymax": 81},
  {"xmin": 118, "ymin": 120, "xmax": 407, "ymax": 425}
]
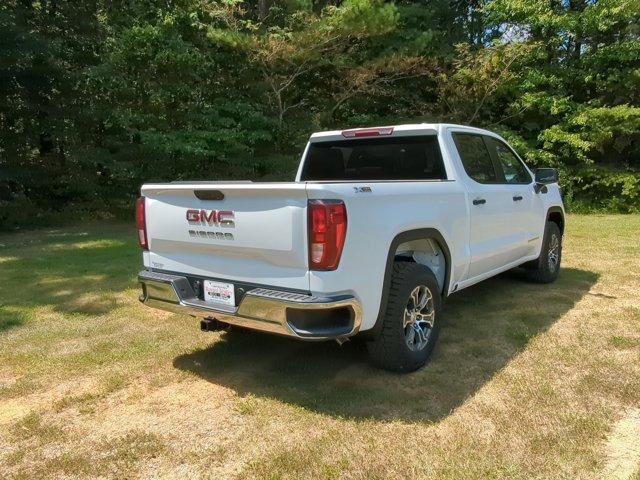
[{"xmin": 1, "ymin": 215, "xmax": 639, "ymax": 479}]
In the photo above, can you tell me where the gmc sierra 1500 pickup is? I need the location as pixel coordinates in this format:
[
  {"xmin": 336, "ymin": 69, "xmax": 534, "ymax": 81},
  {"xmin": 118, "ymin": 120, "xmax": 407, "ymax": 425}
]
[{"xmin": 137, "ymin": 123, "xmax": 564, "ymax": 371}]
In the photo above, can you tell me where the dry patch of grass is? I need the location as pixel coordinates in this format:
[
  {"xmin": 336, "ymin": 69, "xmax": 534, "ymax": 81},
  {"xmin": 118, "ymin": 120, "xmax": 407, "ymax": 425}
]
[
  {"xmin": 53, "ymin": 374, "xmax": 126, "ymax": 414},
  {"xmin": 602, "ymin": 409, "xmax": 640, "ymax": 480},
  {"xmin": 0, "ymin": 217, "xmax": 639, "ymax": 479}
]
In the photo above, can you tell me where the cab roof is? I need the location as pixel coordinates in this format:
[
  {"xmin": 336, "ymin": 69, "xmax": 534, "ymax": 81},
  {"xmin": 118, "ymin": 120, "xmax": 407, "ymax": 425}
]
[{"xmin": 308, "ymin": 123, "xmax": 492, "ymax": 142}]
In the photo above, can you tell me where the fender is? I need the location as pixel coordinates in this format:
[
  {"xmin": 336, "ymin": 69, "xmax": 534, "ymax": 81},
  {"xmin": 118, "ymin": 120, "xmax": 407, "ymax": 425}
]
[{"xmin": 368, "ymin": 228, "xmax": 452, "ymax": 338}]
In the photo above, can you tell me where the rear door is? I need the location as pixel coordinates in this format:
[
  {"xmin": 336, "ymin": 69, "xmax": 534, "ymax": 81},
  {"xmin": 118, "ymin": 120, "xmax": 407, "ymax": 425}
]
[
  {"xmin": 451, "ymin": 132, "xmax": 523, "ymax": 279},
  {"xmin": 141, "ymin": 183, "xmax": 310, "ymax": 290}
]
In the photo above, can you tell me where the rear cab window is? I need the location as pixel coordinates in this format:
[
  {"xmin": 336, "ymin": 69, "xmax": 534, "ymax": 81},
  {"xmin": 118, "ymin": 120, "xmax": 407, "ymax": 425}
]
[
  {"xmin": 452, "ymin": 133, "xmax": 499, "ymax": 183},
  {"xmin": 300, "ymin": 135, "xmax": 447, "ymax": 181}
]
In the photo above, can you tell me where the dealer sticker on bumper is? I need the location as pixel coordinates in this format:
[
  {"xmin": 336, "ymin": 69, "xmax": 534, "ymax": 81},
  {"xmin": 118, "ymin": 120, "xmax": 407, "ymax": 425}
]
[{"xmin": 204, "ymin": 280, "xmax": 235, "ymax": 307}]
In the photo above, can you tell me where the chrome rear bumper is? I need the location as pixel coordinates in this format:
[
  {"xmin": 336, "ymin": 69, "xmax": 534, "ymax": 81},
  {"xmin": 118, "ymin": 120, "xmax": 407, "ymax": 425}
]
[{"xmin": 138, "ymin": 270, "xmax": 361, "ymax": 340}]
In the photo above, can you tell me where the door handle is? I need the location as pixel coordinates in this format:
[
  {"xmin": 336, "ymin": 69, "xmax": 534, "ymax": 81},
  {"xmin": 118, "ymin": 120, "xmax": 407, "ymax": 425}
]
[
  {"xmin": 472, "ymin": 198, "xmax": 486, "ymax": 205},
  {"xmin": 513, "ymin": 195, "xmax": 523, "ymax": 201}
]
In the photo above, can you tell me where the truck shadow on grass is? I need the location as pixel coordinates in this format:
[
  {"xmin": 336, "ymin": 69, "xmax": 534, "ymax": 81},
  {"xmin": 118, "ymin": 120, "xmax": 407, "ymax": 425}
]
[{"xmin": 173, "ymin": 267, "xmax": 598, "ymax": 422}]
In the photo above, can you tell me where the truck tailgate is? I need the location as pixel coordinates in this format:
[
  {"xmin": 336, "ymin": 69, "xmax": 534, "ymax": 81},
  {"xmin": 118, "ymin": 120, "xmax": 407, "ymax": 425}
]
[{"xmin": 141, "ymin": 183, "xmax": 309, "ymax": 290}]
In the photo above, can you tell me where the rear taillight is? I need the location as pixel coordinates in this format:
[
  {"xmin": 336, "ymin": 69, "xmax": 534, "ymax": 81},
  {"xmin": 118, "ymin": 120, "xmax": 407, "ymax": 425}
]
[
  {"xmin": 308, "ymin": 200, "xmax": 347, "ymax": 271},
  {"xmin": 136, "ymin": 196, "xmax": 148, "ymax": 250}
]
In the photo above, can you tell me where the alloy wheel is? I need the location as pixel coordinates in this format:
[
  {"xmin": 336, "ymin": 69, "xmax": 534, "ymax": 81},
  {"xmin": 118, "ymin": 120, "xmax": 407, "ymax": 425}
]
[
  {"xmin": 403, "ymin": 285, "xmax": 435, "ymax": 352},
  {"xmin": 548, "ymin": 233, "xmax": 560, "ymax": 271}
]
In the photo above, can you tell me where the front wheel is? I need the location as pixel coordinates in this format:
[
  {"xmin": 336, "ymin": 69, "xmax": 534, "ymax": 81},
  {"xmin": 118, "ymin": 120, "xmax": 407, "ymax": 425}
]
[
  {"xmin": 524, "ymin": 221, "xmax": 562, "ymax": 283},
  {"xmin": 367, "ymin": 262, "xmax": 442, "ymax": 372}
]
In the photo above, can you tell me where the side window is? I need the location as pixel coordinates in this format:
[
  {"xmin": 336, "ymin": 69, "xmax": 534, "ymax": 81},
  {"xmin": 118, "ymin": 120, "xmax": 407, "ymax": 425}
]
[
  {"xmin": 452, "ymin": 133, "xmax": 498, "ymax": 184},
  {"xmin": 485, "ymin": 137, "xmax": 531, "ymax": 184}
]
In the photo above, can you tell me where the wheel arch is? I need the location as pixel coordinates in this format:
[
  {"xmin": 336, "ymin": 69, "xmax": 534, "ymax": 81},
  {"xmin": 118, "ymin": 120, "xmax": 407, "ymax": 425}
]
[
  {"xmin": 547, "ymin": 206, "xmax": 565, "ymax": 235},
  {"xmin": 367, "ymin": 228, "xmax": 452, "ymax": 338}
]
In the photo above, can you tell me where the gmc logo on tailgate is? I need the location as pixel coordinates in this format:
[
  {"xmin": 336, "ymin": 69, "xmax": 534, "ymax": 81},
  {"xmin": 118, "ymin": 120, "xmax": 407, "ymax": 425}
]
[{"xmin": 186, "ymin": 209, "xmax": 235, "ymax": 226}]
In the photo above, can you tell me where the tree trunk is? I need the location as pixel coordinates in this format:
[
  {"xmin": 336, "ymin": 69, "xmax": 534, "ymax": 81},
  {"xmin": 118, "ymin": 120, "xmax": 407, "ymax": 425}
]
[{"xmin": 258, "ymin": 0, "xmax": 268, "ymax": 20}]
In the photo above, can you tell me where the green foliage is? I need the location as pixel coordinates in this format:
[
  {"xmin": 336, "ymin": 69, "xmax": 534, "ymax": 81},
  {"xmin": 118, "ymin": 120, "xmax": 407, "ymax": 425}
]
[
  {"xmin": 323, "ymin": 0, "xmax": 398, "ymax": 36},
  {"xmin": 566, "ymin": 168, "xmax": 640, "ymax": 213},
  {"xmin": 539, "ymin": 106, "xmax": 640, "ymax": 165},
  {"xmin": 1, "ymin": 0, "xmax": 639, "ymax": 229}
]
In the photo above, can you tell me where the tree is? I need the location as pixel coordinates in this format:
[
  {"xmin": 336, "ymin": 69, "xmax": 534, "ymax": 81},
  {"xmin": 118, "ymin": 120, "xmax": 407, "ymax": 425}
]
[{"xmin": 2, "ymin": 0, "xmax": 639, "ymax": 229}]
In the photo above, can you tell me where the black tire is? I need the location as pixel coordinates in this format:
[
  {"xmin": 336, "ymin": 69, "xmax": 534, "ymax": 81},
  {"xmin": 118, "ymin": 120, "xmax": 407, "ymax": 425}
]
[
  {"xmin": 367, "ymin": 262, "xmax": 442, "ymax": 372},
  {"xmin": 524, "ymin": 221, "xmax": 562, "ymax": 283}
]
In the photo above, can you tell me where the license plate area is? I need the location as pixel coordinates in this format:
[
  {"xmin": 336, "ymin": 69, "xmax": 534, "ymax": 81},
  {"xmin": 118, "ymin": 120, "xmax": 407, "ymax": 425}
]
[{"xmin": 203, "ymin": 280, "xmax": 235, "ymax": 307}]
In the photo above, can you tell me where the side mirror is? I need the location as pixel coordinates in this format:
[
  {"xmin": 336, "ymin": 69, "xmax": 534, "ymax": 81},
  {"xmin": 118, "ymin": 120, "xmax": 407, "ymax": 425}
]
[{"xmin": 534, "ymin": 168, "xmax": 558, "ymax": 193}]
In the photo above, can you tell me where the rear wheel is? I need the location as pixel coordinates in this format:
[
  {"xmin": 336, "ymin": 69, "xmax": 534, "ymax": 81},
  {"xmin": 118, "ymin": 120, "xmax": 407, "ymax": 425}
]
[
  {"xmin": 367, "ymin": 262, "xmax": 442, "ymax": 372},
  {"xmin": 524, "ymin": 221, "xmax": 562, "ymax": 283}
]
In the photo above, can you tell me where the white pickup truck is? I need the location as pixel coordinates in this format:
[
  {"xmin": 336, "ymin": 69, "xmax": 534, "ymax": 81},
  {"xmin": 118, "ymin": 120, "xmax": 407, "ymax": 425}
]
[{"xmin": 137, "ymin": 123, "xmax": 564, "ymax": 371}]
